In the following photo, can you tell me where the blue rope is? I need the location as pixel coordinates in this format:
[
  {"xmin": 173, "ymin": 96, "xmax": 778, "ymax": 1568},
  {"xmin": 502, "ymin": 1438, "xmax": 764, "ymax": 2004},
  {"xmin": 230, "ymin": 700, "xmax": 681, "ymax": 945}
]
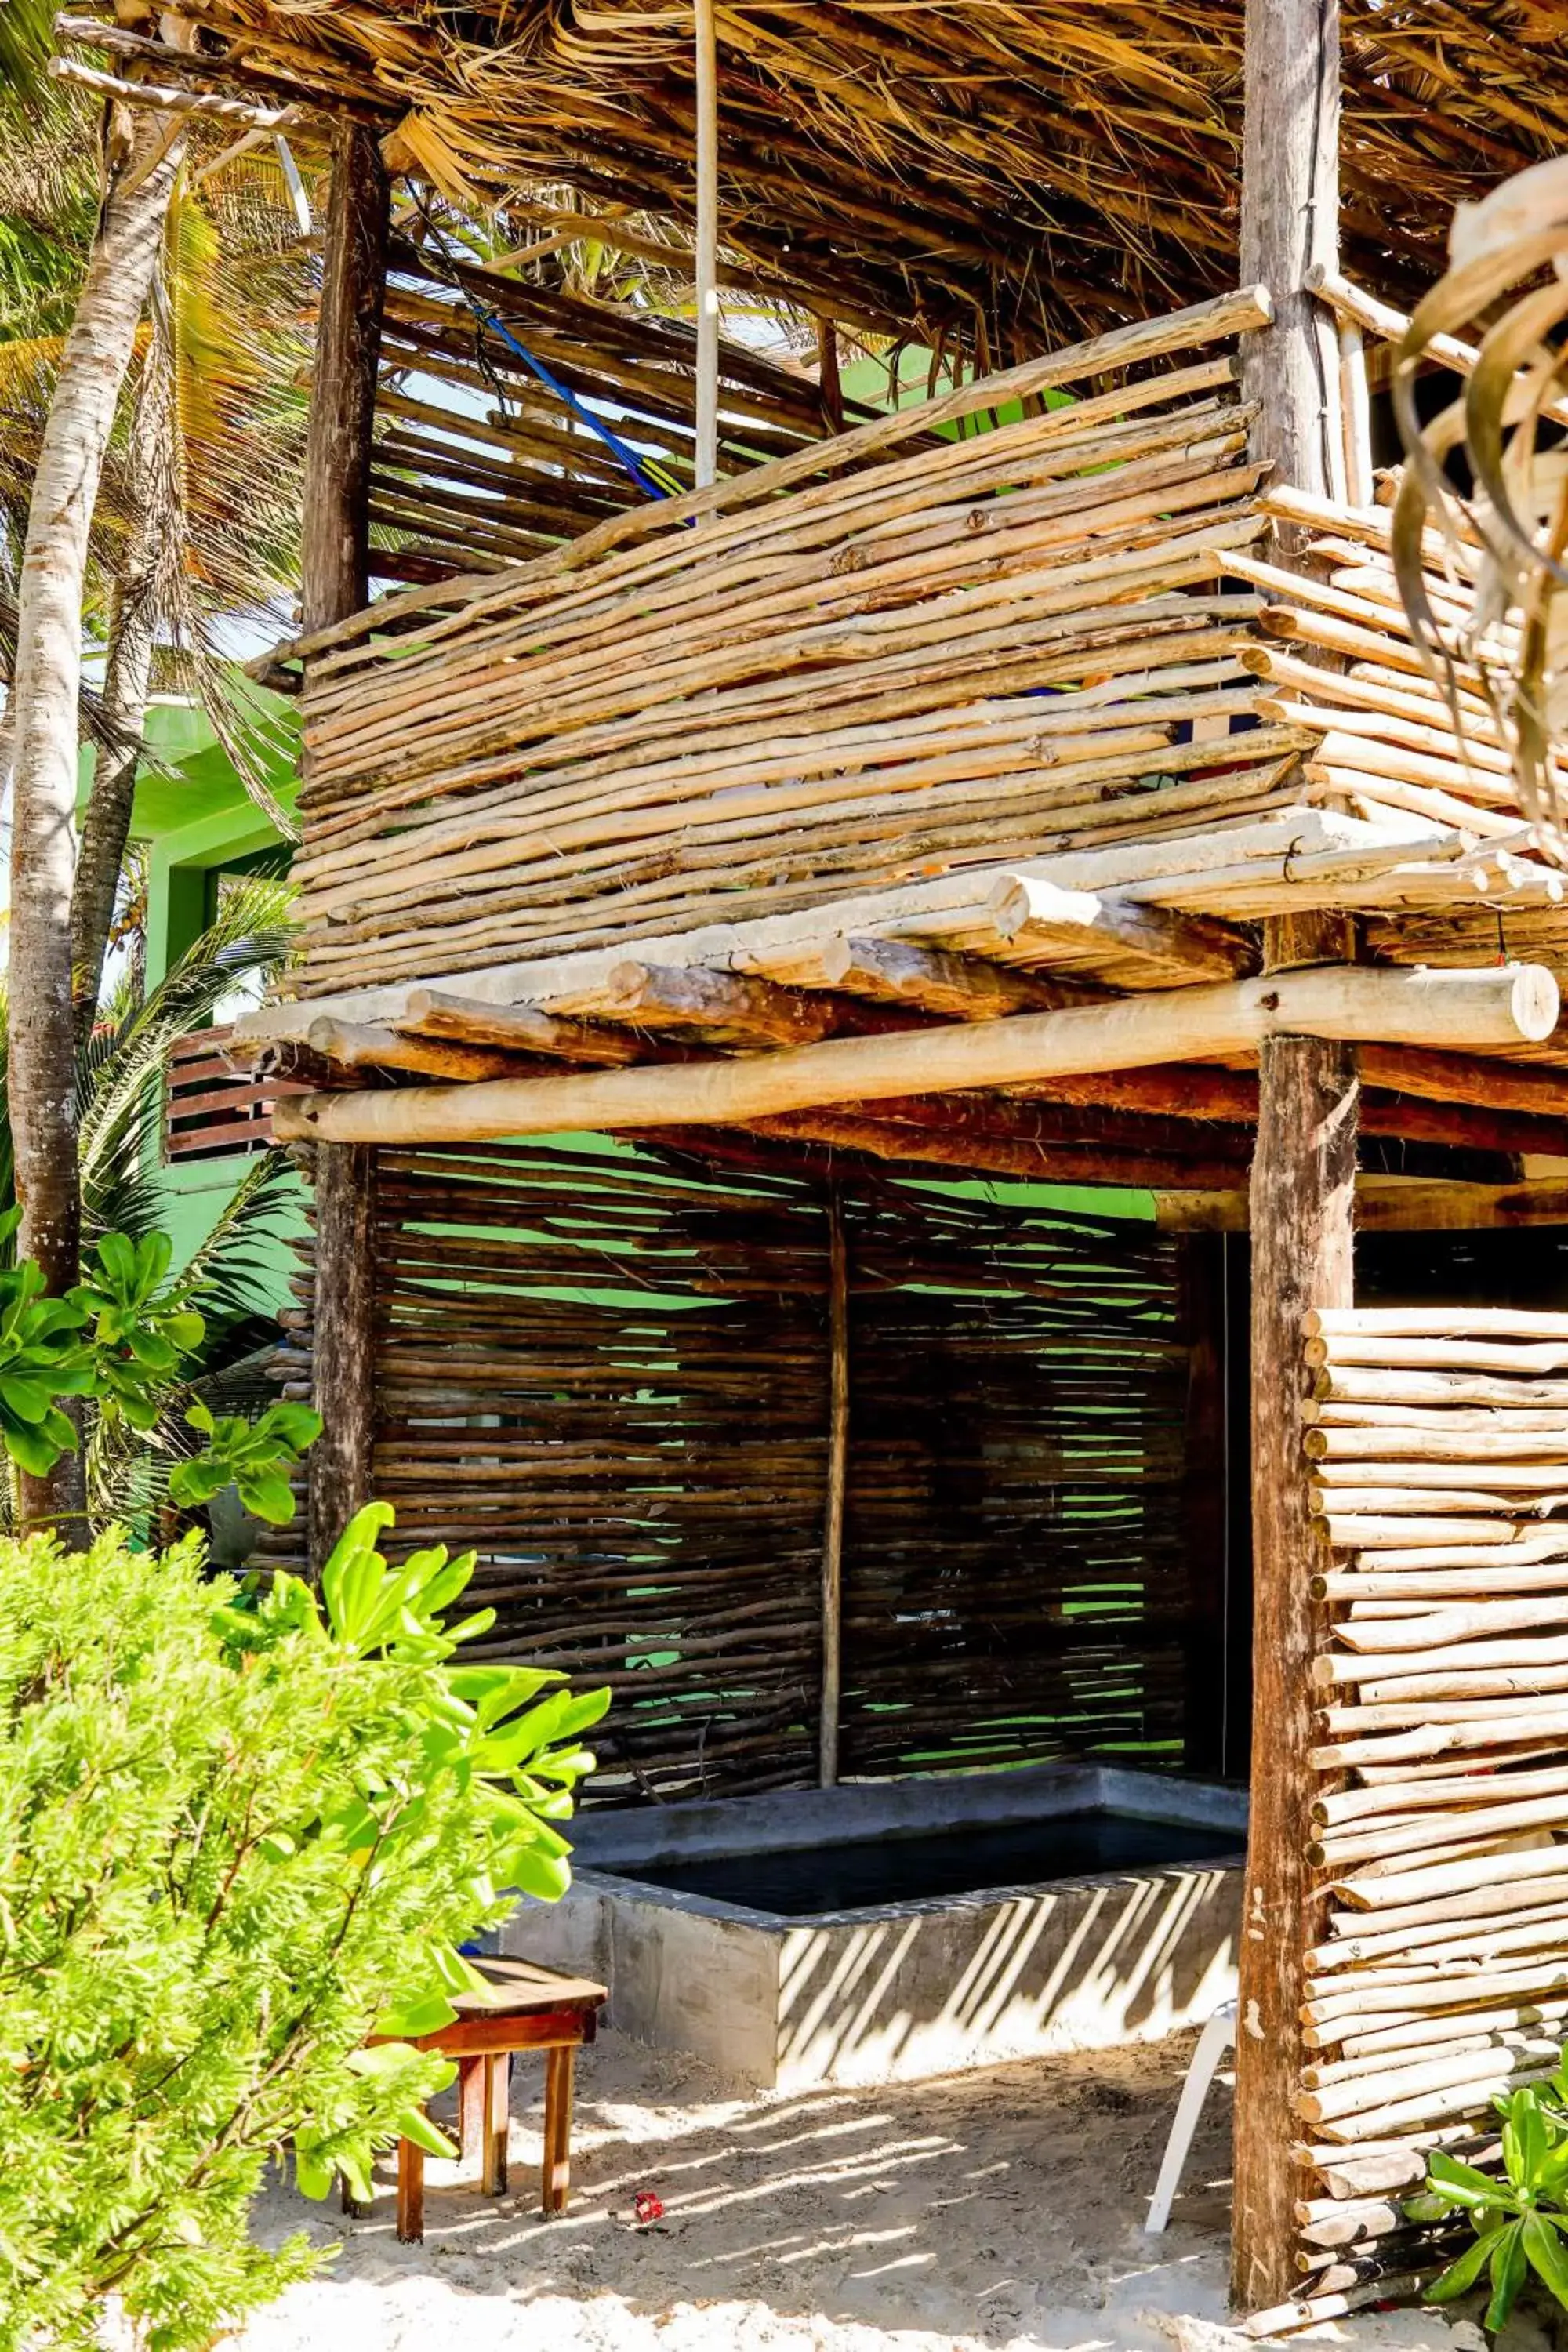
[{"xmin": 467, "ymin": 297, "xmax": 675, "ymax": 503}]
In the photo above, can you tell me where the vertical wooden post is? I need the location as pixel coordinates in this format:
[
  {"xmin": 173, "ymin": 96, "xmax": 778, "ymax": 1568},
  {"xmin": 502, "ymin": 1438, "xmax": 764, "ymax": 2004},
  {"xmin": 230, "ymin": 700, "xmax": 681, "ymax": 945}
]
[
  {"xmin": 300, "ymin": 124, "xmax": 387, "ymax": 634},
  {"xmin": 693, "ymin": 0, "xmax": 720, "ymax": 493},
  {"xmin": 1233, "ymin": 0, "xmax": 1358, "ymax": 2311},
  {"xmin": 301, "ymin": 125, "xmax": 389, "ymax": 1570},
  {"xmin": 307, "ymin": 1142, "xmax": 378, "ymax": 1566},
  {"xmin": 818, "ymin": 1183, "xmax": 850, "ymax": 1785}
]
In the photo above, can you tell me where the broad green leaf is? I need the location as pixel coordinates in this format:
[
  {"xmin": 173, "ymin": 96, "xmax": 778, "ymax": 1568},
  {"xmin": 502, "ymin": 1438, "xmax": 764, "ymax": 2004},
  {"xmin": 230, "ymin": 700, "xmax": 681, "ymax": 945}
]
[
  {"xmin": 1487, "ymin": 2222, "xmax": 1529, "ymax": 2332},
  {"xmin": 1429, "ymin": 2151, "xmax": 1508, "ymax": 2209},
  {"xmin": 234, "ymin": 1471, "xmax": 299, "ymax": 1525},
  {"xmin": 293, "ymin": 2147, "xmax": 334, "ymax": 2201},
  {"xmin": 1524, "ymin": 2212, "xmax": 1568, "ymax": 2311},
  {"xmin": 396, "ymin": 2105, "xmax": 457, "ymax": 2161},
  {"xmin": 507, "ymin": 1846, "xmax": 572, "ymax": 1902},
  {"xmin": 373, "ymin": 1990, "xmax": 457, "ymax": 2040},
  {"xmin": 1427, "ymin": 2226, "xmax": 1502, "ymax": 2303}
]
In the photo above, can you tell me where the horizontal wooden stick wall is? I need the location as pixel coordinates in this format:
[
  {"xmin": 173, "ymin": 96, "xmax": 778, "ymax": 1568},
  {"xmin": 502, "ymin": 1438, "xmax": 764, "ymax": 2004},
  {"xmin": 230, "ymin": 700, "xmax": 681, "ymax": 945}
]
[
  {"xmin": 371, "ymin": 245, "xmax": 848, "ymax": 587},
  {"xmin": 291, "ymin": 289, "xmax": 1295, "ymax": 995},
  {"xmin": 1290, "ymin": 1305, "xmax": 1568, "ymax": 2289},
  {"xmin": 276, "ymin": 1137, "xmax": 1213, "ymax": 1802}
]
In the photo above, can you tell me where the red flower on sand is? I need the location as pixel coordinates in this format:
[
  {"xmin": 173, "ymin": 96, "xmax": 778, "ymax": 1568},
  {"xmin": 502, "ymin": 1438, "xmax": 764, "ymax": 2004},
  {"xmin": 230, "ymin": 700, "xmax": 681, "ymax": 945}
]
[{"xmin": 633, "ymin": 2190, "xmax": 665, "ymax": 2226}]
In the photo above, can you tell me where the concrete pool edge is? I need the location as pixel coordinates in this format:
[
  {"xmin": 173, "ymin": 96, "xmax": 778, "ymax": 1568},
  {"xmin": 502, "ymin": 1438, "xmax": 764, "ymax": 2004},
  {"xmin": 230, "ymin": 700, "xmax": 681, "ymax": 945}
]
[{"xmin": 503, "ymin": 1766, "xmax": 1247, "ymax": 2088}]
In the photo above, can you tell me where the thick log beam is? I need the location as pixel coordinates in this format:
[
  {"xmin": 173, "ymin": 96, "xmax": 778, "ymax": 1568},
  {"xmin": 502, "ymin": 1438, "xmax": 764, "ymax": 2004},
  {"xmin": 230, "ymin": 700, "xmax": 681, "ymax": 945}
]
[
  {"xmin": 1157, "ymin": 1177, "xmax": 1568, "ymax": 1234},
  {"xmin": 300, "ymin": 125, "xmax": 389, "ymax": 1570},
  {"xmin": 821, "ymin": 934, "xmax": 1082, "ymax": 1018},
  {"xmin": 400, "ymin": 988, "xmax": 641, "ymax": 1065},
  {"xmin": 603, "ymin": 960, "xmax": 837, "ymax": 1047},
  {"xmin": 270, "ymin": 966, "xmax": 1558, "ymax": 1149},
  {"xmin": 308, "ymin": 1015, "xmax": 545, "ymax": 1082},
  {"xmin": 749, "ymin": 1112, "xmax": 1249, "ymax": 1190},
  {"xmin": 1233, "ymin": 0, "xmax": 1346, "ymax": 2304},
  {"xmin": 987, "ymin": 873, "xmax": 1257, "ymax": 981}
]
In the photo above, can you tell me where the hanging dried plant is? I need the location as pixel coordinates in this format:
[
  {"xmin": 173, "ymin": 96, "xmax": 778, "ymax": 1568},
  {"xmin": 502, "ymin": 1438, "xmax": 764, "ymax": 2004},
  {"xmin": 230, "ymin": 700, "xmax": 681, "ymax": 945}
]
[{"xmin": 1392, "ymin": 156, "xmax": 1568, "ymax": 866}]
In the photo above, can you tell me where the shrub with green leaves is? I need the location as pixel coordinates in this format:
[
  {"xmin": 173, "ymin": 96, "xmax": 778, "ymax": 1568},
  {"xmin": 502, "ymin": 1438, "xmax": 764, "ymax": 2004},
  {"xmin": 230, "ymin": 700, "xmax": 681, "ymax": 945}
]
[
  {"xmin": 1421, "ymin": 2074, "xmax": 1568, "ymax": 2331},
  {"xmin": 0, "ymin": 1502, "xmax": 608, "ymax": 2351},
  {"xmin": 0, "ymin": 1214, "xmax": 319, "ymax": 1531}
]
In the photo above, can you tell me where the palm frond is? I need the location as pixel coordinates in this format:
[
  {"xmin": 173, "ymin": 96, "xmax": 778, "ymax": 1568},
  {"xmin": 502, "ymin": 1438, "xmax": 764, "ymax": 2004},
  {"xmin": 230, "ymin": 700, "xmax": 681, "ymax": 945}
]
[{"xmin": 172, "ymin": 1149, "xmax": 302, "ymax": 1362}]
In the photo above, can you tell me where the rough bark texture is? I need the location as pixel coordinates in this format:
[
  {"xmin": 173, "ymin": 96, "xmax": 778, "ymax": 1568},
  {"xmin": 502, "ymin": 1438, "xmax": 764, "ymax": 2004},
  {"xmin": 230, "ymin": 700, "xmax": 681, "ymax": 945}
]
[
  {"xmin": 1232, "ymin": 0, "xmax": 1347, "ymax": 2304},
  {"xmin": 818, "ymin": 1183, "xmax": 848, "ymax": 1786},
  {"xmin": 1236, "ymin": 916, "xmax": 1359, "ymax": 2313},
  {"xmin": 8, "ymin": 111, "xmax": 181, "ymax": 1531},
  {"xmin": 307, "ymin": 1142, "xmax": 377, "ymax": 1565},
  {"xmin": 71, "ymin": 357, "xmax": 169, "ymax": 1038},
  {"xmin": 301, "ymin": 125, "xmax": 389, "ymax": 1566},
  {"xmin": 299, "ymin": 124, "xmax": 387, "ymax": 633},
  {"xmin": 1237, "ymin": 0, "xmax": 1342, "ymax": 515}
]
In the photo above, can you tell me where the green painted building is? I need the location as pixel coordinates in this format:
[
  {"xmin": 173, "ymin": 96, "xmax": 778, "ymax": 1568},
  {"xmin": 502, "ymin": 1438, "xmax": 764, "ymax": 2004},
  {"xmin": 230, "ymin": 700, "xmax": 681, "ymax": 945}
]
[{"xmin": 117, "ymin": 691, "xmax": 306, "ymax": 1305}]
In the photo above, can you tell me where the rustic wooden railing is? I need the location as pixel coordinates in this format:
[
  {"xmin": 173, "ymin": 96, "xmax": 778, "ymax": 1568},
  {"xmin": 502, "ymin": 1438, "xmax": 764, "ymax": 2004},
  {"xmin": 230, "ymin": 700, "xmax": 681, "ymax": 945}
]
[{"xmin": 164, "ymin": 1025, "xmax": 289, "ymax": 1160}]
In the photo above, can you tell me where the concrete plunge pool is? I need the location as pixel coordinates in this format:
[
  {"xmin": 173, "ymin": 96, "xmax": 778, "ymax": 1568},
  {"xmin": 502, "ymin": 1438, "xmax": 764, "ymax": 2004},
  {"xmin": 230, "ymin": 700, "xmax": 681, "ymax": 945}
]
[{"xmin": 503, "ymin": 1764, "xmax": 1247, "ymax": 2088}]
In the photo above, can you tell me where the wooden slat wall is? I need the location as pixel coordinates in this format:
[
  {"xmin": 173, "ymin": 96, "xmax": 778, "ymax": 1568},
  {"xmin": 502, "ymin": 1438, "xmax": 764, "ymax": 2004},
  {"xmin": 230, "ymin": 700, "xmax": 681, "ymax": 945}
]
[
  {"xmin": 1283, "ymin": 1305, "xmax": 1568, "ymax": 2314},
  {"xmin": 294, "ymin": 299, "xmax": 1297, "ymax": 998},
  {"xmin": 838, "ymin": 1181, "xmax": 1192, "ymax": 1777},
  {"xmin": 278, "ymin": 1138, "xmax": 1207, "ymax": 1804},
  {"xmin": 165, "ymin": 1024, "xmax": 296, "ymax": 1160},
  {"xmin": 371, "ymin": 248, "xmax": 845, "ymax": 587}
]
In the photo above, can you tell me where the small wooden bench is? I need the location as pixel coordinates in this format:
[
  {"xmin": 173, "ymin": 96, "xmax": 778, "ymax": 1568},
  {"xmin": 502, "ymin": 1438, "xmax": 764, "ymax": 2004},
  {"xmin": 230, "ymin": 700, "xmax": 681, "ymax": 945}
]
[{"xmin": 390, "ymin": 1956, "xmax": 607, "ymax": 2241}]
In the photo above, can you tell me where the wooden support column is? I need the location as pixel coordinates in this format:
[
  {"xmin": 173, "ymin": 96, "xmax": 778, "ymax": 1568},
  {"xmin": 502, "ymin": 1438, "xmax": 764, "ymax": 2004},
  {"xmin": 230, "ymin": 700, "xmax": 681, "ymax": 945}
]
[
  {"xmin": 1236, "ymin": 921, "xmax": 1357, "ymax": 2309},
  {"xmin": 1233, "ymin": 0, "xmax": 1354, "ymax": 2311},
  {"xmin": 301, "ymin": 124, "xmax": 389, "ymax": 1569},
  {"xmin": 818, "ymin": 1185, "xmax": 849, "ymax": 1786},
  {"xmin": 692, "ymin": 0, "xmax": 720, "ymax": 493},
  {"xmin": 1178, "ymin": 1233, "xmax": 1230, "ymax": 1779},
  {"xmin": 308, "ymin": 1141, "xmax": 377, "ymax": 1566}
]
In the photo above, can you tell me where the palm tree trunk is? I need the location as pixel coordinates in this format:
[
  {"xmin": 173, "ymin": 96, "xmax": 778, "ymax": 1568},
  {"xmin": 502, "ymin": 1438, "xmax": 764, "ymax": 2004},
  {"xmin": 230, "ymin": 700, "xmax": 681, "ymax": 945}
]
[
  {"xmin": 71, "ymin": 356, "xmax": 168, "ymax": 1040},
  {"xmin": 8, "ymin": 107, "xmax": 182, "ymax": 1533}
]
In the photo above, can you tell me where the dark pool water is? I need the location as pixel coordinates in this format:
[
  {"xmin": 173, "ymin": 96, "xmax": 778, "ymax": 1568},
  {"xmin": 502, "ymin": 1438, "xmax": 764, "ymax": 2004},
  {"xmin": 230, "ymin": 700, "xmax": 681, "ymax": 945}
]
[{"xmin": 622, "ymin": 1808, "xmax": 1243, "ymax": 1918}]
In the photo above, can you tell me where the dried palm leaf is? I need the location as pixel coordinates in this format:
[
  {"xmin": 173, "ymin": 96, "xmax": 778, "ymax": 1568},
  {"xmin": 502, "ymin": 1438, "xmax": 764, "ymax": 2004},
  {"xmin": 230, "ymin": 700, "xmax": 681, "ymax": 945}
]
[{"xmin": 1392, "ymin": 155, "xmax": 1568, "ymax": 867}]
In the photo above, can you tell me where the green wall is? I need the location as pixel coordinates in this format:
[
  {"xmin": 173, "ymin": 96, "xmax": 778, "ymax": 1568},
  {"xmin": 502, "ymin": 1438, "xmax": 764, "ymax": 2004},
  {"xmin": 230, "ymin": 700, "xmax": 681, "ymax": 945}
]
[{"xmin": 110, "ymin": 694, "xmax": 307, "ymax": 1296}]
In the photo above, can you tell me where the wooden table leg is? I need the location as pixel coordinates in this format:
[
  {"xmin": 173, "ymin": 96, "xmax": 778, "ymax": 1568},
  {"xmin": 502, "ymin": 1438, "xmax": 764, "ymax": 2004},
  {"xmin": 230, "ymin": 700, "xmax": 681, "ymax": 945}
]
[
  {"xmin": 541, "ymin": 2042, "xmax": 575, "ymax": 2218},
  {"xmin": 459, "ymin": 2054, "xmax": 485, "ymax": 2169},
  {"xmin": 397, "ymin": 2137, "xmax": 425, "ymax": 2244},
  {"xmin": 481, "ymin": 2052, "xmax": 510, "ymax": 2196}
]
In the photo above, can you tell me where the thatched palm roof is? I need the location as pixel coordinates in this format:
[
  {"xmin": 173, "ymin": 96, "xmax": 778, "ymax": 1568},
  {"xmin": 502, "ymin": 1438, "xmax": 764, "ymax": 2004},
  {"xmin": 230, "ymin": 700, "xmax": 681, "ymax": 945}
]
[{"xmin": 160, "ymin": 2, "xmax": 1568, "ymax": 354}]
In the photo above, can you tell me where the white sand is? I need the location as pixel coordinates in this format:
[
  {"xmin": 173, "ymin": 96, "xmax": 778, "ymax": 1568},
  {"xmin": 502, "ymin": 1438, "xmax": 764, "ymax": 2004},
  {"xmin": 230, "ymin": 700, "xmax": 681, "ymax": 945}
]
[{"xmin": 235, "ymin": 2031, "xmax": 1551, "ymax": 2352}]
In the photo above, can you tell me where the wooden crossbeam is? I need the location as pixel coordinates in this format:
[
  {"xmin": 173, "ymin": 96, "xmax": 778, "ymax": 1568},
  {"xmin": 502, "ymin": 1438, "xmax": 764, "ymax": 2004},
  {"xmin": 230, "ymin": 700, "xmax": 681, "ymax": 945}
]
[
  {"xmin": 1156, "ymin": 1178, "xmax": 1568, "ymax": 1233},
  {"xmin": 307, "ymin": 1017, "xmax": 542, "ymax": 1082},
  {"xmin": 543, "ymin": 960, "xmax": 840, "ymax": 1048},
  {"xmin": 1007, "ymin": 1064, "xmax": 1568, "ymax": 1160},
  {"xmin": 750, "ymin": 1111, "xmax": 1251, "ymax": 1192},
  {"xmin": 273, "ymin": 964, "xmax": 1560, "ymax": 1147},
  {"xmin": 400, "ymin": 988, "xmax": 641, "ymax": 1066},
  {"xmin": 818, "ymin": 934, "xmax": 1083, "ymax": 1018},
  {"xmin": 986, "ymin": 873, "xmax": 1257, "ymax": 979}
]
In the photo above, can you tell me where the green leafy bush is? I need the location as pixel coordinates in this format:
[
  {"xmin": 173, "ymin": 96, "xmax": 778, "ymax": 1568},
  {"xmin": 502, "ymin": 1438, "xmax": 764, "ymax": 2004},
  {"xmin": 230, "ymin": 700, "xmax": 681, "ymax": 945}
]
[
  {"xmin": 169, "ymin": 1399, "xmax": 321, "ymax": 1524},
  {"xmin": 0, "ymin": 1502, "xmax": 608, "ymax": 2350},
  {"xmin": 1422, "ymin": 2074, "xmax": 1568, "ymax": 2330},
  {"xmin": 0, "ymin": 1214, "xmax": 319, "ymax": 1527}
]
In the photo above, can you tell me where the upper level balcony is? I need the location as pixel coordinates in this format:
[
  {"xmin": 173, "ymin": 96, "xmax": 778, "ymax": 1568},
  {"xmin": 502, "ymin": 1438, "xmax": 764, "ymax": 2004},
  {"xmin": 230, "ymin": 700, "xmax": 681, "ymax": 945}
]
[{"xmin": 250, "ymin": 278, "xmax": 1566, "ymax": 1090}]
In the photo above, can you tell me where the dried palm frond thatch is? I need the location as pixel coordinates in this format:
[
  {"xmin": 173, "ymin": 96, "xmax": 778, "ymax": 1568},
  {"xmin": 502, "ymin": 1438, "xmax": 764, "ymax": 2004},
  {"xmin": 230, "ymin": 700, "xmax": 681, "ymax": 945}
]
[
  {"xmin": 1391, "ymin": 156, "xmax": 1568, "ymax": 867},
  {"xmin": 125, "ymin": 0, "xmax": 1568, "ymax": 361}
]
